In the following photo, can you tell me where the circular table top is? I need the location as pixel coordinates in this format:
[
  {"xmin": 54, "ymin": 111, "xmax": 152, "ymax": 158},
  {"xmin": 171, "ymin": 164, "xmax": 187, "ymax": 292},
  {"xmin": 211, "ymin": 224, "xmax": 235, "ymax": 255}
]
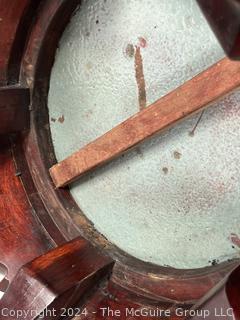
[{"xmin": 48, "ymin": 0, "xmax": 240, "ymax": 269}]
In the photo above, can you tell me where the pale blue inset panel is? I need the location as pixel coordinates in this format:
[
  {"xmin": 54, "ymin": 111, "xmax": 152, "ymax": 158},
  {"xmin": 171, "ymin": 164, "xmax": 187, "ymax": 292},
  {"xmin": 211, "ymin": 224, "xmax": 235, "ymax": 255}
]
[{"xmin": 48, "ymin": 0, "xmax": 240, "ymax": 268}]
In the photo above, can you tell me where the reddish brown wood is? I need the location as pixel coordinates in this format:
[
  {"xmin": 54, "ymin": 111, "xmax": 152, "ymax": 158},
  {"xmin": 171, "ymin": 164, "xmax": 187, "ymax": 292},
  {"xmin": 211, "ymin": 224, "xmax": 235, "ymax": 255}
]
[
  {"xmin": 189, "ymin": 264, "xmax": 240, "ymax": 320},
  {"xmin": 0, "ymin": 0, "xmax": 238, "ymax": 318},
  {"xmin": 197, "ymin": 0, "xmax": 240, "ymax": 60},
  {"xmin": 49, "ymin": 57, "xmax": 240, "ymax": 188},
  {"xmin": 0, "ymin": 86, "xmax": 29, "ymax": 134},
  {"xmin": 0, "ymin": 237, "xmax": 113, "ymax": 320},
  {"xmin": 20, "ymin": 0, "xmax": 84, "ymax": 243},
  {"xmin": 16, "ymin": 0, "xmax": 237, "ymax": 310},
  {"xmin": 112, "ymin": 262, "xmax": 237, "ymax": 303},
  {"xmin": 0, "ymin": 0, "xmax": 35, "ymax": 85},
  {"xmin": 74, "ymin": 265, "xmax": 240, "ymax": 320},
  {"xmin": 226, "ymin": 265, "xmax": 240, "ymax": 319},
  {"xmin": 0, "ymin": 0, "xmax": 233, "ymax": 316},
  {"xmin": 70, "ymin": 280, "xmax": 189, "ymax": 320},
  {"xmin": 0, "ymin": 137, "xmax": 52, "ymax": 281}
]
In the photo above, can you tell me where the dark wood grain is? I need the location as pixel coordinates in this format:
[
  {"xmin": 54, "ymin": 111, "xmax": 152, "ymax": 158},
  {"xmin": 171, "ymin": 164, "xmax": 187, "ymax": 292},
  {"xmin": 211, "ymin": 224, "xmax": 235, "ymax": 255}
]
[
  {"xmin": 0, "ymin": 86, "xmax": 29, "ymax": 134},
  {"xmin": 49, "ymin": 57, "xmax": 240, "ymax": 188},
  {"xmin": 0, "ymin": 0, "xmax": 235, "ymax": 316},
  {"xmin": 7, "ymin": 1, "xmax": 42, "ymax": 84},
  {"xmin": 112, "ymin": 262, "xmax": 237, "ymax": 303},
  {"xmin": 0, "ymin": 137, "xmax": 52, "ymax": 281},
  {"xmin": 16, "ymin": 0, "xmax": 237, "ymax": 309},
  {"xmin": 75, "ymin": 266, "xmax": 240, "ymax": 320},
  {"xmin": 20, "ymin": 0, "xmax": 83, "ymax": 243},
  {"xmin": 189, "ymin": 264, "xmax": 240, "ymax": 320},
  {"xmin": 197, "ymin": 0, "xmax": 240, "ymax": 60},
  {"xmin": 0, "ymin": 237, "xmax": 113, "ymax": 320},
  {"xmin": 70, "ymin": 279, "xmax": 188, "ymax": 320},
  {"xmin": 0, "ymin": 0, "xmax": 34, "ymax": 85}
]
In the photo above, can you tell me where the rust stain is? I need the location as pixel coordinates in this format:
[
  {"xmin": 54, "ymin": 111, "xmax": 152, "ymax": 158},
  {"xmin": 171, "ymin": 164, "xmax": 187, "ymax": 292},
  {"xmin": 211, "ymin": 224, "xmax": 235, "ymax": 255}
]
[
  {"xmin": 58, "ymin": 115, "xmax": 65, "ymax": 123},
  {"xmin": 134, "ymin": 46, "xmax": 147, "ymax": 111},
  {"xmin": 125, "ymin": 43, "xmax": 134, "ymax": 58},
  {"xmin": 189, "ymin": 110, "xmax": 205, "ymax": 137},
  {"xmin": 173, "ymin": 151, "xmax": 182, "ymax": 160},
  {"xmin": 138, "ymin": 37, "xmax": 147, "ymax": 48},
  {"xmin": 162, "ymin": 167, "xmax": 168, "ymax": 174},
  {"xmin": 230, "ymin": 233, "xmax": 240, "ymax": 248}
]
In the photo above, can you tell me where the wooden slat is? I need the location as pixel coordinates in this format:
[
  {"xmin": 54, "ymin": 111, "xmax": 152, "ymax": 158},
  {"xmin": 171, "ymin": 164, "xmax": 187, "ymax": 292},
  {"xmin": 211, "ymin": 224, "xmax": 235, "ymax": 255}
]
[
  {"xmin": 0, "ymin": 236, "xmax": 113, "ymax": 320},
  {"xmin": 0, "ymin": 86, "xmax": 30, "ymax": 135},
  {"xmin": 50, "ymin": 57, "xmax": 240, "ymax": 188}
]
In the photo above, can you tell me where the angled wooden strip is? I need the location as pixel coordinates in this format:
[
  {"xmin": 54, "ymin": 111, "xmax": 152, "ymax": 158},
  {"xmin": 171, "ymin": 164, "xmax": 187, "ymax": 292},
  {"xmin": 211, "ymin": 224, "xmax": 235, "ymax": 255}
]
[
  {"xmin": 0, "ymin": 237, "xmax": 113, "ymax": 320},
  {"xmin": 50, "ymin": 58, "xmax": 240, "ymax": 188},
  {"xmin": 0, "ymin": 86, "xmax": 30, "ymax": 134}
]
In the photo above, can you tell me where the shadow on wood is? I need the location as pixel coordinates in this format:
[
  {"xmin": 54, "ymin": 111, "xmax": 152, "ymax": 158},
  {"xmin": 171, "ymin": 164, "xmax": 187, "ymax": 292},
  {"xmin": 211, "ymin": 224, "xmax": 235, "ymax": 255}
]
[{"xmin": 0, "ymin": 86, "xmax": 29, "ymax": 135}]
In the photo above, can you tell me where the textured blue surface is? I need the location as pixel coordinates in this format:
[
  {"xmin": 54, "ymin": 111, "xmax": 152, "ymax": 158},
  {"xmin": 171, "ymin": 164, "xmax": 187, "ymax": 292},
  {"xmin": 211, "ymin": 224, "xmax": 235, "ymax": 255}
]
[{"xmin": 48, "ymin": 0, "xmax": 240, "ymax": 268}]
